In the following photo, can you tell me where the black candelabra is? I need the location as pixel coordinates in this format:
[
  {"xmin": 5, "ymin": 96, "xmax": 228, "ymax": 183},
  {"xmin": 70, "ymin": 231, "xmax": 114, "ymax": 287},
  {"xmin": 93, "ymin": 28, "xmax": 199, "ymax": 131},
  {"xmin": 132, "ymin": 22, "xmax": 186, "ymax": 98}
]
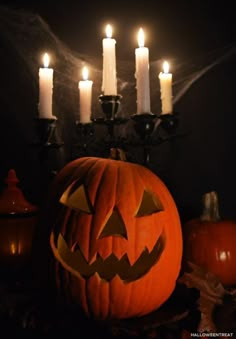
[
  {"xmin": 73, "ymin": 94, "xmax": 180, "ymax": 166},
  {"xmin": 34, "ymin": 93, "xmax": 181, "ymax": 182},
  {"xmin": 34, "ymin": 117, "xmax": 64, "ymax": 169},
  {"xmin": 33, "ymin": 117, "xmax": 65, "ymax": 201}
]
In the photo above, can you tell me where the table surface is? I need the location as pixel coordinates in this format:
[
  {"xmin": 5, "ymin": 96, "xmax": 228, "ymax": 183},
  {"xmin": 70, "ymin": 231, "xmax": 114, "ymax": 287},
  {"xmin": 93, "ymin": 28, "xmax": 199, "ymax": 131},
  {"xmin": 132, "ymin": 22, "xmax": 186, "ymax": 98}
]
[{"xmin": 0, "ymin": 268, "xmax": 235, "ymax": 339}]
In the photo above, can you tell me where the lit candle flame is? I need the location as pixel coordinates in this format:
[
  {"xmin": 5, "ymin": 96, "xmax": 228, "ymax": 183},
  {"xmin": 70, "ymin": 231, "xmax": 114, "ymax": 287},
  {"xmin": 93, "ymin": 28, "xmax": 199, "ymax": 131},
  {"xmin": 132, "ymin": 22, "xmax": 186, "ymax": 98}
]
[
  {"xmin": 82, "ymin": 66, "xmax": 89, "ymax": 80},
  {"xmin": 10, "ymin": 241, "xmax": 22, "ymax": 255},
  {"xmin": 105, "ymin": 24, "xmax": 112, "ymax": 38},
  {"xmin": 163, "ymin": 61, "xmax": 169, "ymax": 74},
  {"xmin": 43, "ymin": 53, "xmax": 50, "ymax": 68},
  {"xmin": 138, "ymin": 28, "xmax": 145, "ymax": 48},
  {"xmin": 10, "ymin": 242, "xmax": 16, "ymax": 255}
]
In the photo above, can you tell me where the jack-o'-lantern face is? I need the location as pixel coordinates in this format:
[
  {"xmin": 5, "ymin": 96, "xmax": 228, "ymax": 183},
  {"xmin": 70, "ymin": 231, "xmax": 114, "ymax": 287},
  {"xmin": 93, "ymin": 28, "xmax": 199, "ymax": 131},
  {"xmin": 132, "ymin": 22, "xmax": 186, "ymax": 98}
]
[
  {"xmin": 52, "ymin": 182, "xmax": 165, "ymax": 282},
  {"xmin": 49, "ymin": 157, "xmax": 182, "ymax": 319}
]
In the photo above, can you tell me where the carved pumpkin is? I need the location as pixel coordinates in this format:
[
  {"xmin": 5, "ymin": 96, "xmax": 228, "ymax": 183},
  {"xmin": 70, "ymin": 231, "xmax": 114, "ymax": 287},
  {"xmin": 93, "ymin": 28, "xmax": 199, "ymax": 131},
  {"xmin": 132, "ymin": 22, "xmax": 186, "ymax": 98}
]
[
  {"xmin": 49, "ymin": 157, "xmax": 182, "ymax": 319},
  {"xmin": 182, "ymin": 191, "xmax": 236, "ymax": 287}
]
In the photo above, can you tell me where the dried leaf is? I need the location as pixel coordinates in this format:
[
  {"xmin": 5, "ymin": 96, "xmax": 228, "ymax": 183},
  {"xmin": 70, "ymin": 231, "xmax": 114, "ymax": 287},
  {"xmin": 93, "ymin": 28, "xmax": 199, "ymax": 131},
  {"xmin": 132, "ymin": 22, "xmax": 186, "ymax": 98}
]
[
  {"xmin": 179, "ymin": 262, "xmax": 225, "ymax": 301},
  {"xmin": 178, "ymin": 262, "xmax": 230, "ymax": 333}
]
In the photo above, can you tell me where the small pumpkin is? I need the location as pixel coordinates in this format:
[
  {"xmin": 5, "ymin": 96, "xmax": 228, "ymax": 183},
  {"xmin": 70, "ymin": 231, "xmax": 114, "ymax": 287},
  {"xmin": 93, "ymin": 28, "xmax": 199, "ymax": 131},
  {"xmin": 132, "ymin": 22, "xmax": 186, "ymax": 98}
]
[
  {"xmin": 182, "ymin": 191, "xmax": 236, "ymax": 287},
  {"xmin": 48, "ymin": 157, "xmax": 182, "ymax": 319}
]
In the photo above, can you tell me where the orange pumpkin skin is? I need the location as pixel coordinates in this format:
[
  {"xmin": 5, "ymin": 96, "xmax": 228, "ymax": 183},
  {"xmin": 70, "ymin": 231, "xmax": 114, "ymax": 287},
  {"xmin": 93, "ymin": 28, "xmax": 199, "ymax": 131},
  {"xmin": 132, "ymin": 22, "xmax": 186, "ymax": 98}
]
[
  {"xmin": 183, "ymin": 218, "xmax": 236, "ymax": 287},
  {"xmin": 48, "ymin": 157, "xmax": 183, "ymax": 319}
]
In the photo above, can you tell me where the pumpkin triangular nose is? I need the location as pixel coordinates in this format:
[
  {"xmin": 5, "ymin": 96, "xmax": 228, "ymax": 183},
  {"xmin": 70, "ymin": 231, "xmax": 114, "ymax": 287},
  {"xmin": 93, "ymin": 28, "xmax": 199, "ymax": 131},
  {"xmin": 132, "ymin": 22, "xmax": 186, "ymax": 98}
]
[{"xmin": 99, "ymin": 209, "xmax": 127, "ymax": 239}]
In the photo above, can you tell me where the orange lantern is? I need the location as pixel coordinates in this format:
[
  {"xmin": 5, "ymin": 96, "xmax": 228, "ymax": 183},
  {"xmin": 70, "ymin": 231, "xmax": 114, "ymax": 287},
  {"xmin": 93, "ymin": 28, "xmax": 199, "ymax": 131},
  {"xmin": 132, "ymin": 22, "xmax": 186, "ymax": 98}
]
[{"xmin": 0, "ymin": 169, "xmax": 38, "ymax": 279}]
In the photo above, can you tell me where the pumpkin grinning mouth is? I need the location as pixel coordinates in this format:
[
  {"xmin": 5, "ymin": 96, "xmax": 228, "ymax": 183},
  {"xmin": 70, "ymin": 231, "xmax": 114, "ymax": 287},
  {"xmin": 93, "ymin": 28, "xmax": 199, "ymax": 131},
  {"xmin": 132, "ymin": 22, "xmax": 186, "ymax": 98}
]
[{"xmin": 52, "ymin": 231, "xmax": 166, "ymax": 282}]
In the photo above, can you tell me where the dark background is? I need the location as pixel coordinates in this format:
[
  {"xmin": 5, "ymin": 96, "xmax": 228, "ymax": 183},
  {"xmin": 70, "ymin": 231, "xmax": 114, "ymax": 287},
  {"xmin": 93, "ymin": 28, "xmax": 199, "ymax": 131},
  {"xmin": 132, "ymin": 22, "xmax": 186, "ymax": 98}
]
[
  {"xmin": 1, "ymin": 0, "xmax": 235, "ymax": 60},
  {"xmin": 0, "ymin": 0, "xmax": 236, "ymax": 223}
]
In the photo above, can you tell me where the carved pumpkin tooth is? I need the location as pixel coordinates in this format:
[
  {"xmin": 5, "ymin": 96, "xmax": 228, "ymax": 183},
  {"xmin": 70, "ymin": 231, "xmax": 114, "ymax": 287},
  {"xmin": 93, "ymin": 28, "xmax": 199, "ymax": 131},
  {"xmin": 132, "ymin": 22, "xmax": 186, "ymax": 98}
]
[
  {"xmin": 127, "ymin": 251, "xmax": 139, "ymax": 266},
  {"xmin": 88, "ymin": 253, "xmax": 97, "ymax": 265},
  {"xmin": 112, "ymin": 248, "xmax": 127, "ymax": 261},
  {"xmin": 120, "ymin": 253, "xmax": 130, "ymax": 266},
  {"xmin": 146, "ymin": 240, "xmax": 156, "ymax": 253},
  {"xmin": 96, "ymin": 251, "xmax": 114, "ymax": 261}
]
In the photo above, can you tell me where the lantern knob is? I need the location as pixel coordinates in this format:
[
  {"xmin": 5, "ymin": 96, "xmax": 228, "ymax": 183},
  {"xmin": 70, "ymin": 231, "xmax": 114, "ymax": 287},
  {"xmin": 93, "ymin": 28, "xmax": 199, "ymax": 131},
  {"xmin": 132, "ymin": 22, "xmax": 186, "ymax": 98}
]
[
  {"xmin": 5, "ymin": 169, "xmax": 19, "ymax": 187},
  {"xmin": 0, "ymin": 169, "xmax": 38, "ymax": 214}
]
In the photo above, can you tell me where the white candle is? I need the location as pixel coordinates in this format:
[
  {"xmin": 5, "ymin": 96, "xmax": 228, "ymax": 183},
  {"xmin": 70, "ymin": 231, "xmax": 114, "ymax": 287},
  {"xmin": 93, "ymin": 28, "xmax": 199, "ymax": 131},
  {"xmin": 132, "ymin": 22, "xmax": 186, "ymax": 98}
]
[
  {"xmin": 159, "ymin": 61, "xmax": 173, "ymax": 114},
  {"xmin": 135, "ymin": 28, "xmax": 151, "ymax": 114},
  {"xmin": 102, "ymin": 24, "xmax": 117, "ymax": 95},
  {"xmin": 79, "ymin": 66, "xmax": 93, "ymax": 123},
  {"xmin": 38, "ymin": 53, "xmax": 54, "ymax": 119}
]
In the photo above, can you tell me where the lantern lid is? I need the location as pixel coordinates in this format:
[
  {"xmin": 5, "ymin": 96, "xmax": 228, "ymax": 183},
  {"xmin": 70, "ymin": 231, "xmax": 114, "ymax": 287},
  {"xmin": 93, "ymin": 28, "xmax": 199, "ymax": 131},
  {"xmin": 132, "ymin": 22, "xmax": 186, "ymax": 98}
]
[{"xmin": 0, "ymin": 169, "xmax": 38, "ymax": 215}]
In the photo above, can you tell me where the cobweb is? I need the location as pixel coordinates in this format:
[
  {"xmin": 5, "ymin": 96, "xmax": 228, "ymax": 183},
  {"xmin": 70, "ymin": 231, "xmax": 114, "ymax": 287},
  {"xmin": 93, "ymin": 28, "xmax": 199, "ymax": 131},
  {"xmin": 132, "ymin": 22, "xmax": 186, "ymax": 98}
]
[
  {"xmin": 1, "ymin": 4, "xmax": 236, "ymax": 216},
  {"xmin": 0, "ymin": 5, "xmax": 235, "ymax": 121}
]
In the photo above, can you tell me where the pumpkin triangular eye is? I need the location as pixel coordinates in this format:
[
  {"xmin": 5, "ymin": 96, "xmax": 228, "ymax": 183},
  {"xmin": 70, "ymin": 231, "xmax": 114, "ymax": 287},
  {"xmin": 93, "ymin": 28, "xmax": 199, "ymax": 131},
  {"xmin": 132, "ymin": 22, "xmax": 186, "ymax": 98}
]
[
  {"xmin": 99, "ymin": 209, "xmax": 127, "ymax": 239},
  {"xmin": 60, "ymin": 181, "xmax": 93, "ymax": 214},
  {"xmin": 136, "ymin": 190, "xmax": 164, "ymax": 217}
]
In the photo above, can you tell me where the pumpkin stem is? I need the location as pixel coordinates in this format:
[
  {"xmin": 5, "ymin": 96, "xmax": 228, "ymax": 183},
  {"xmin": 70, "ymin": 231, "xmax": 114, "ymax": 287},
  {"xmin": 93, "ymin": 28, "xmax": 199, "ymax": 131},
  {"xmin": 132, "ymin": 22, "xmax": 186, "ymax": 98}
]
[
  {"xmin": 200, "ymin": 191, "xmax": 221, "ymax": 222},
  {"xmin": 109, "ymin": 148, "xmax": 127, "ymax": 161}
]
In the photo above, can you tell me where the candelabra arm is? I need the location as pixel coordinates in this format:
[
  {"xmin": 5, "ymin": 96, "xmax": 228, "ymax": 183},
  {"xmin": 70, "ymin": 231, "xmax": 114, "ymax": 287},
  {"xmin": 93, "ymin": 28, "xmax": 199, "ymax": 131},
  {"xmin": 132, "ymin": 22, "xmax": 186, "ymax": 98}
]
[
  {"xmin": 72, "ymin": 95, "xmax": 183, "ymax": 171},
  {"xmin": 33, "ymin": 117, "xmax": 64, "ymax": 176},
  {"xmin": 34, "ymin": 118, "xmax": 64, "ymax": 148},
  {"xmin": 72, "ymin": 122, "xmax": 94, "ymax": 159},
  {"xmin": 131, "ymin": 113, "xmax": 157, "ymax": 166},
  {"xmin": 91, "ymin": 94, "xmax": 128, "ymax": 155}
]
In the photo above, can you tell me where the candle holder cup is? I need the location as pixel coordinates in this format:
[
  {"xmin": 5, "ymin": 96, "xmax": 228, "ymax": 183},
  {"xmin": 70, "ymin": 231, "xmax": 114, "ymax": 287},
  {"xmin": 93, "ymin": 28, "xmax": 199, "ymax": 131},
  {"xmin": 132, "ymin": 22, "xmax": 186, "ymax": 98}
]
[
  {"xmin": 131, "ymin": 112, "xmax": 157, "ymax": 140},
  {"xmin": 159, "ymin": 112, "xmax": 179, "ymax": 134},
  {"xmin": 99, "ymin": 94, "xmax": 122, "ymax": 120}
]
